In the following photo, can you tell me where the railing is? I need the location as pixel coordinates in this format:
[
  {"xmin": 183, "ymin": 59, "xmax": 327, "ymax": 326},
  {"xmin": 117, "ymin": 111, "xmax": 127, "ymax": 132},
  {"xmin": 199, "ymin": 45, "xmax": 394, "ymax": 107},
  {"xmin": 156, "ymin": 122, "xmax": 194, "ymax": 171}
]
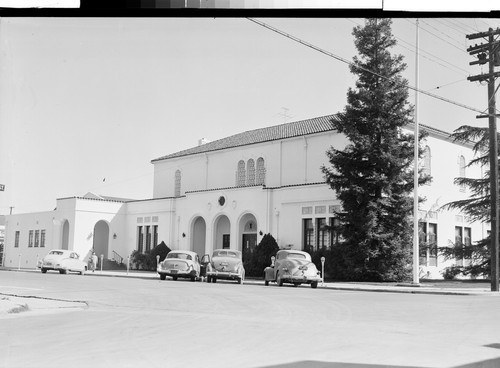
[{"xmin": 112, "ymin": 250, "xmax": 124, "ymax": 264}]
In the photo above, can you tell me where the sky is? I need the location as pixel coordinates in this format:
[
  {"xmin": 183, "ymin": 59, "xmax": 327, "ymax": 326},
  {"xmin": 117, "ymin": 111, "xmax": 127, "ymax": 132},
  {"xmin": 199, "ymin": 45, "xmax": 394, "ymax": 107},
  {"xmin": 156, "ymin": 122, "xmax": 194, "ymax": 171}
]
[{"xmin": 1, "ymin": 15, "xmax": 499, "ymax": 215}]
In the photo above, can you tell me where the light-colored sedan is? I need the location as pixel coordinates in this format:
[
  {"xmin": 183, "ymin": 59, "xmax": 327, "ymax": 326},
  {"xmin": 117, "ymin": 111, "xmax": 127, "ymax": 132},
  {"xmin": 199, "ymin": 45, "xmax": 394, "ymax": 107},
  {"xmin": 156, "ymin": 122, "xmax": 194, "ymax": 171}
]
[
  {"xmin": 157, "ymin": 250, "xmax": 201, "ymax": 281},
  {"xmin": 40, "ymin": 249, "xmax": 87, "ymax": 275},
  {"xmin": 264, "ymin": 249, "xmax": 321, "ymax": 288},
  {"xmin": 206, "ymin": 249, "xmax": 245, "ymax": 284}
]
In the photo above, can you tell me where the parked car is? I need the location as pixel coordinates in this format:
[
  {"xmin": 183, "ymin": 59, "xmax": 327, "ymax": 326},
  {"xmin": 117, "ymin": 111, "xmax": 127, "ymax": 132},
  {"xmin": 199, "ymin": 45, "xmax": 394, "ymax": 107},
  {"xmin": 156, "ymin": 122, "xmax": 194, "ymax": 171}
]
[
  {"xmin": 40, "ymin": 249, "xmax": 87, "ymax": 275},
  {"xmin": 157, "ymin": 250, "xmax": 201, "ymax": 281},
  {"xmin": 264, "ymin": 249, "xmax": 321, "ymax": 288},
  {"xmin": 206, "ymin": 249, "xmax": 245, "ymax": 284}
]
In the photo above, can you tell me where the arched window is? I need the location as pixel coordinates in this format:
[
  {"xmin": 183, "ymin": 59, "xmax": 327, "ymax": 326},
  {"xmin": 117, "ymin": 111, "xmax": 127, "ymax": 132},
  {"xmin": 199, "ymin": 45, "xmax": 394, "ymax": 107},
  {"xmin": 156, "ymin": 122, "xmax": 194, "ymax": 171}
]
[
  {"xmin": 459, "ymin": 156, "xmax": 466, "ymax": 192},
  {"xmin": 174, "ymin": 170, "xmax": 181, "ymax": 197},
  {"xmin": 256, "ymin": 157, "xmax": 266, "ymax": 185},
  {"xmin": 236, "ymin": 160, "xmax": 246, "ymax": 187},
  {"xmin": 247, "ymin": 159, "xmax": 255, "ymax": 185},
  {"xmin": 423, "ymin": 146, "xmax": 431, "ymax": 177}
]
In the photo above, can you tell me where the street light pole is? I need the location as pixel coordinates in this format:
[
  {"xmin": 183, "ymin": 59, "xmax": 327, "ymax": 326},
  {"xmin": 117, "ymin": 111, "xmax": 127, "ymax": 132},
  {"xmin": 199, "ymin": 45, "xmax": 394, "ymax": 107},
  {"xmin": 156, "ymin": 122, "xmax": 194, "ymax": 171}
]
[{"xmin": 412, "ymin": 18, "xmax": 420, "ymax": 285}]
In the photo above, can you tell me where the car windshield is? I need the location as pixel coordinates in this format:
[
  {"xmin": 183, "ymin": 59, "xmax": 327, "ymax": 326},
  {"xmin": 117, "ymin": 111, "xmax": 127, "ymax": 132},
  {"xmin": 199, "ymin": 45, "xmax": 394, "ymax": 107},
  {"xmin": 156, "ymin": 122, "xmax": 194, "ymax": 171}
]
[
  {"xmin": 213, "ymin": 250, "xmax": 239, "ymax": 258},
  {"xmin": 286, "ymin": 253, "xmax": 307, "ymax": 260},
  {"xmin": 49, "ymin": 251, "xmax": 64, "ymax": 256},
  {"xmin": 167, "ymin": 253, "xmax": 192, "ymax": 260}
]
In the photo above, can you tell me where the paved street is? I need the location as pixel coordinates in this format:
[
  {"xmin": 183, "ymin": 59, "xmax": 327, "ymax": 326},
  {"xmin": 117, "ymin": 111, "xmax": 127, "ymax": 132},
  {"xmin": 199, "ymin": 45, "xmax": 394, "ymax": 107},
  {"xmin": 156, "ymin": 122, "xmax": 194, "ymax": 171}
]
[{"xmin": 1, "ymin": 270, "xmax": 500, "ymax": 368}]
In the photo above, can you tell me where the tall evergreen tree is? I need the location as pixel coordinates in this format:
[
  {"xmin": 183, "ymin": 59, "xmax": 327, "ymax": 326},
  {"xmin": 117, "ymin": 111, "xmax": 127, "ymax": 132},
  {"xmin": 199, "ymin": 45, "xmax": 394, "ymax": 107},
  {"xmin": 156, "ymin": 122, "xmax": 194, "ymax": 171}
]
[
  {"xmin": 321, "ymin": 18, "xmax": 430, "ymax": 281},
  {"xmin": 440, "ymin": 125, "xmax": 496, "ymax": 278}
]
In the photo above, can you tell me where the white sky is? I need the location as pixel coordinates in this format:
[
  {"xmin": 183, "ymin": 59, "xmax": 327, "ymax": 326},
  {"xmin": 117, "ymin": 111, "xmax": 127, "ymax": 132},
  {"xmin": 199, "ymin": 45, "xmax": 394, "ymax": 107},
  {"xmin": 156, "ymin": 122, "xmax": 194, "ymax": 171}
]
[{"xmin": 0, "ymin": 16, "xmax": 498, "ymax": 214}]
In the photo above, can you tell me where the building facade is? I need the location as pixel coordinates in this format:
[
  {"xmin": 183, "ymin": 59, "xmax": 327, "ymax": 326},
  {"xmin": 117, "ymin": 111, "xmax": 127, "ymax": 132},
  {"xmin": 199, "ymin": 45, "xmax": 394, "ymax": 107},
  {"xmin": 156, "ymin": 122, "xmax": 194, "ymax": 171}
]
[{"xmin": 2, "ymin": 114, "xmax": 486, "ymax": 279}]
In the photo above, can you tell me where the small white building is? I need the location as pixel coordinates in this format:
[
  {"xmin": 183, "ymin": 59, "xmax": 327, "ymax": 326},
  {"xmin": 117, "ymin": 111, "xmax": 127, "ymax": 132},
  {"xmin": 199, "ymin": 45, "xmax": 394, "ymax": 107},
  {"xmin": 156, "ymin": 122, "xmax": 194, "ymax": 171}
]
[{"xmin": 2, "ymin": 114, "xmax": 486, "ymax": 279}]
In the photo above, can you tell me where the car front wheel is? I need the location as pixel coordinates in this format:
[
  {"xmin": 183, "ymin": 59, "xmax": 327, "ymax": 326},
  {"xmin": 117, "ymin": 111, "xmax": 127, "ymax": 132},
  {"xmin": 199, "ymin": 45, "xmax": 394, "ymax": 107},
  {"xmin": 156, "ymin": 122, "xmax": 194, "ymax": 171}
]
[
  {"xmin": 41, "ymin": 268, "xmax": 47, "ymax": 274},
  {"xmin": 311, "ymin": 281, "xmax": 318, "ymax": 289},
  {"xmin": 160, "ymin": 274, "xmax": 166, "ymax": 280}
]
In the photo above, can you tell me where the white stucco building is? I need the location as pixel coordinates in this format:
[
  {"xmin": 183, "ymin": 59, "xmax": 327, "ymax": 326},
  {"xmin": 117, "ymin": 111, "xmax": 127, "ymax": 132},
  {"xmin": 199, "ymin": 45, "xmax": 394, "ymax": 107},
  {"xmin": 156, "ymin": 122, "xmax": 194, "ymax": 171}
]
[{"xmin": 3, "ymin": 114, "xmax": 486, "ymax": 279}]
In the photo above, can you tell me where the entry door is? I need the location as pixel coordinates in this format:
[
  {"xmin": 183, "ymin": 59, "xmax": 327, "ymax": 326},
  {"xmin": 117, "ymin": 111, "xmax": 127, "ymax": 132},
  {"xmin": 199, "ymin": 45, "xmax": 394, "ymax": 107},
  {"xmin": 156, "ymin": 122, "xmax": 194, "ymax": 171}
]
[
  {"xmin": 222, "ymin": 234, "xmax": 230, "ymax": 249},
  {"xmin": 242, "ymin": 233, "xmax": 257, "ymax": 262}
]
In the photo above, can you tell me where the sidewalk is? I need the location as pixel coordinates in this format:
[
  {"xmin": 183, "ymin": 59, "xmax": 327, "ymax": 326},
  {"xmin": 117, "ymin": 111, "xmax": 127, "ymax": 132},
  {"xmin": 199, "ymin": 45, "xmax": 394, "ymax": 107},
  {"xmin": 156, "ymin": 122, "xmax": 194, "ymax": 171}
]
[{"xmin": 3, "ymin": 267, "xmax": 497, "ymax": 296}]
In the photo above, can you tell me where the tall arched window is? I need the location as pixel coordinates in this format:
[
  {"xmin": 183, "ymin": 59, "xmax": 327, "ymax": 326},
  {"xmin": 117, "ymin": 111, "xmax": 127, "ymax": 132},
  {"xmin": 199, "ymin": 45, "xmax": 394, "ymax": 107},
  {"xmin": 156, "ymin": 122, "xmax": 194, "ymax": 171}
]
[
  {"xmin": 174, "ymin": 170, "xmax": 181, "ymax": 197},
  {"xmin": 423, "ymin": 146, "xmax": 431, "ymax": 177},
  {"xmin": 459, "ymin": 155, "xmax": 466, "ymax": 193},
  {"xmin": 247, "ymin": 159, "xmax": 255, "ymax": 185},
  {"xmin": 236, "ymin": 160, "xmax": 246, "ymax": 187},
  {"xmin": 256, "ymin": 157, "xmax": 266, "ymax": 185}
]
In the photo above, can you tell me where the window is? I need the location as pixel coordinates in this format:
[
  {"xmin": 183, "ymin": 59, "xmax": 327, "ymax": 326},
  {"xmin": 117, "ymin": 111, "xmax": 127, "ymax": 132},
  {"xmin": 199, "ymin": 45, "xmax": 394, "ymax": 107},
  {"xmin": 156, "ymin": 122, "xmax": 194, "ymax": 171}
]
[
  {"xmin": 455, "ymin": 226, "xmax": 471, "ymax": 266},
  {"xmin": 14, "ymin": 231, "xmax": 20, "ymax": 248},
  {"xmin": 418, "ymin": 222, "xmax": 427, "ymax": 265},
  {"xmin": 236, "ymin": 160, "xmax": 246, "ymax": 186},
  {"xmin": 256, "ymin": 157, "xmax": 266, "ymax": 185},
  {"xmin": 419, "ymin": 222, "xmax": 437, "ymax": 266},
  {"xmin": 34, "ymin": 230, "xmax": 40, "ymax": 248},
  {"xmin": 459, "ymin": 155, "xmax": 466, "ymax": 192},
  {"xmin": 329, "ymin": 217, "xmax": 340, "ymax": 247},
  {"xmin": 247, "ymin": 159, "xmax": 255, "ymax": 185},
  {"xmin": 316, "ymin": 218, "xmax": 327, "ymax": 250},
  {"xmin": 174, "ymin": 170, "xmax": 181, "ymax": 197},
  {"xmin": 423, "ymin": 146, "xmax": 431, "ymax": 177},
  {"xmin": 153, "ymin": 225, "xmax": 158, "ymax": 248},
  {"xmin": 137, "ymin": 226, "xmax": 144, "ymax": 253},
  {"xmin": 40, "ymin": 230, "xmax": 46, "ymax": 248},
  {"xmin": 28, "ymin": 230, "xmax": 34, "ymax": 247},
  {"xmin": 428, "ymin": 223, "xmax": 437, "ymax": 266},
  {"xmin": 145, "ymin": 226, "xmax": 151, "ymax": 252},
  {"xmin": 303, "ymin": 219, "xmax": 314, "ymax": 252}
]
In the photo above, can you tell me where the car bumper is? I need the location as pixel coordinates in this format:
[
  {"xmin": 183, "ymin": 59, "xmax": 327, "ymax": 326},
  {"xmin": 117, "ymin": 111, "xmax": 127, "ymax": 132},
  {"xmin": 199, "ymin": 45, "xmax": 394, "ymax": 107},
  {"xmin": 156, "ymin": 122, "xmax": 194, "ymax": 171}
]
[
  {"xmin": 206, "ymin": 270, "xmax": 242, "ymax": 280},
  {"xmin": 281, "ymin": 274, "xmax": 321, "ymax": 283},
  {"xmin": 158, "ymin": 269, "xmax": 197, "ymax": 278}
]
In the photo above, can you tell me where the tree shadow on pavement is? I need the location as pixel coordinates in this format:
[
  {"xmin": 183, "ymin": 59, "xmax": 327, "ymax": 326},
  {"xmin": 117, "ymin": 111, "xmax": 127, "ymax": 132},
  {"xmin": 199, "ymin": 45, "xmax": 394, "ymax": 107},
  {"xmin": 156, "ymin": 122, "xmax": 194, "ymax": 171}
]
[{"xmin": 257, "ymin": 357, "xmax": 500, "ymax": 368}]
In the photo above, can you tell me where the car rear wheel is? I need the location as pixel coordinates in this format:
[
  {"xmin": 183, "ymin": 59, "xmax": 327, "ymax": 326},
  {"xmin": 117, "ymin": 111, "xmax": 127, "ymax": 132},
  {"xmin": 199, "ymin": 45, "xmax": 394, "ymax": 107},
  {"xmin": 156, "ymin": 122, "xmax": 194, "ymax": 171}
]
[
  {"xmin": 207, "ymin": 276, "xmax": 212, "ymax": 283},
  {"xmin": 172, "ymin": 276, "xmax": 178, "ymax": 281},
  {"xmin": 212, "ymin": 278, "xmax": 217, "ymax": 283},
  {"xmin": 311, "ymin": 281, "xmax": 318, "ymax": 289},
  {"xmin": 265, "ymin": 280, "xmax": 269, "ymax": 286},
  {"xmin": 59, "ymin": 269, "xmax": 67, "ymax": 275},
  {"xmin": 160, "ymin": 274, "xmax": 166, "ymax": 280},
  {"xmin": 41, "ymin": 268, "xmax": 47, "ymax": 274}
]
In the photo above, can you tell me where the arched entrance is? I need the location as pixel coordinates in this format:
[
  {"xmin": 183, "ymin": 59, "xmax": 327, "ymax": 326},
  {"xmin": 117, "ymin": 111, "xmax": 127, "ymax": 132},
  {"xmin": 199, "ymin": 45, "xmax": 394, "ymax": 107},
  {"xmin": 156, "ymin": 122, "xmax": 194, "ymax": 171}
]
[
  {"xmin": 214, "ymin": 215, "xmax": 231, "ymax": 250},
  {"xmin": 239, "ymin": 213, "xmax": 258, "ymax": 261},
  {"xmin": 93, "ymin": 220, "xmax": 109, "ymax": 259},
  {"xmin": 191, "ymin": 216, "xmax": 206, "ymax": 257},
  {"xmin": 61, "ymin": 220, "xmax": 69, "ymax": 250}
]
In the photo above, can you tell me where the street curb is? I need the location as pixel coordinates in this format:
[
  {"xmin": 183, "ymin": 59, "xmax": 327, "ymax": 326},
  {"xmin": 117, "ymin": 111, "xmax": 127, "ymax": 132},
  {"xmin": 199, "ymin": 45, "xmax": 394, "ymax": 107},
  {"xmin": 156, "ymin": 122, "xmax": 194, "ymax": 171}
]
[{"xmin": 3, "ymin": 268, "xmax": 497, "ymax": 296}]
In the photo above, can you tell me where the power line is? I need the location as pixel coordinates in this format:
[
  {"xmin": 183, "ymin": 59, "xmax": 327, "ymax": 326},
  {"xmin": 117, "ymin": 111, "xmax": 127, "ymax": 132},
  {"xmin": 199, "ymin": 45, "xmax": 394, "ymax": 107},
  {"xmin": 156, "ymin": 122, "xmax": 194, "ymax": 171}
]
[
  {"xmin": 247, "ymin": 18, "xmax": 488, "ymax": 116},
  {"xmin": 403, "ymin": 18, "xmax": 468, "ymax": 54}
]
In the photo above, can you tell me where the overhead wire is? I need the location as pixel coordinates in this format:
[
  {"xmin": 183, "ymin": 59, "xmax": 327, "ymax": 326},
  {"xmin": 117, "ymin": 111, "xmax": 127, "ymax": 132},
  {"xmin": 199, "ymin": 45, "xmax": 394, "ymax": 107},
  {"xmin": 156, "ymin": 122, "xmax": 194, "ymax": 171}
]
[{"xmin": 246, "ymin": 18, "xmax": 490, "ymax": 117}]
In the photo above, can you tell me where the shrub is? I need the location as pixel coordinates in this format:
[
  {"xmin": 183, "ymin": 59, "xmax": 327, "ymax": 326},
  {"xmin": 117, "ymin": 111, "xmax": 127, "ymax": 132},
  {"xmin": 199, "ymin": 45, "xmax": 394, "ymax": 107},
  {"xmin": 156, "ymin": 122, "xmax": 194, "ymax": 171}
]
[
  {"xmin": 442, "ymin": 266, "xmax": 462, "ymax": 280},
  {"xmin": 244, "ymin": 233, "xmax": 279, "ymax": 277},
  {"xmin": 131, "ymin": 242, "xmax": 171, "ymax": 271}
]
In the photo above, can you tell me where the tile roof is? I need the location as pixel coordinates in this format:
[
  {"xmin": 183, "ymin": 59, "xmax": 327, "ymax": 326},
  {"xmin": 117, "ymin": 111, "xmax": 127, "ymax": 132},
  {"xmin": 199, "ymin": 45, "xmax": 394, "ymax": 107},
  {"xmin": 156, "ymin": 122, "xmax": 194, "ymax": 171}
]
[
  {"xmin": 151, "ymin": 114, "xmax": 340, "ymax": 162},
  {"xmin": 151, "ymin": 113, "xmax": 464, "ymax": 163}
]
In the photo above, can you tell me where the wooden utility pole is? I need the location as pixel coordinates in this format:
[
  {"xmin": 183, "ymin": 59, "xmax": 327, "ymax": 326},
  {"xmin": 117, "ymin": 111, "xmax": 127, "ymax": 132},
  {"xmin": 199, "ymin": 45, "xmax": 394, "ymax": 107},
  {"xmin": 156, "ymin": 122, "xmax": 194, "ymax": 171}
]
[{"xmin": 467, "ymin": 28, "xmax": 500, "ymax": 292}]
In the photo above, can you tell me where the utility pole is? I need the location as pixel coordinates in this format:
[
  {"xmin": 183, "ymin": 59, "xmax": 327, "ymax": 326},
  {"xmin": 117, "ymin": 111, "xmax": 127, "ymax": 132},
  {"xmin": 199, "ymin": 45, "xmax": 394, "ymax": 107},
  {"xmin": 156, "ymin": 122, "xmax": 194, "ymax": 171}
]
[{"xmin": 467, "ymin": 27, "xmax": 500, "ymax": 292}]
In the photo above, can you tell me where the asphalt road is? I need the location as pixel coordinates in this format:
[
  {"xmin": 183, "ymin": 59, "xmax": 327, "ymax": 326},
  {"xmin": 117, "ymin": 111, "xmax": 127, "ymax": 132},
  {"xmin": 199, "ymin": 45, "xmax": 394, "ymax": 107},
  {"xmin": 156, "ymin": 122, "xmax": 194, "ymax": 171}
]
[{"xmin": 1, "ymin": 271, "xmax": 500, "ymax": 368}]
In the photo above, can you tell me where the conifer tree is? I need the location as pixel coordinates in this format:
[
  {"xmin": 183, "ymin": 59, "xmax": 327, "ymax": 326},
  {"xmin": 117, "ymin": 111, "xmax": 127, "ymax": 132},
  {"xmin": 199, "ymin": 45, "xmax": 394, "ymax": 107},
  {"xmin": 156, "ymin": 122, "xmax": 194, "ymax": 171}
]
[
  {"xmin": 440, "ymin": 125, "xmax": 495, "ymax": 278},
  {"xmin": 321, "ymin": 18, "xmax": 430, "ymax": 281}
]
